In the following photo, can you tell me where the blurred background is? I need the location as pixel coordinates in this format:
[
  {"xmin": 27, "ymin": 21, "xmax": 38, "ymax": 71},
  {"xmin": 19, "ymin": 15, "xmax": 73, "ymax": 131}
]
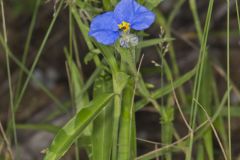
[{"xmin": 0, "ymin": 0, "xmax": 240, "ymax": 159}]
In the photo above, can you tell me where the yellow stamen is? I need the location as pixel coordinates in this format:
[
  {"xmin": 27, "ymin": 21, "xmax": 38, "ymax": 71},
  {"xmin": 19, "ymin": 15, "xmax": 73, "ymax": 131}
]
[{"xmin": 118, "ymin": 21, "xmax": 130, "ymax": 32}]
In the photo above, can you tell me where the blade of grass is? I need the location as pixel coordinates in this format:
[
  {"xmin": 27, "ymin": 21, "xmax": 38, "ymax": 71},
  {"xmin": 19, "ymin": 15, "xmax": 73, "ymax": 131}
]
[
  {"xmin": 137, "ymin": 88, "xmax": 231, "ymax": 160},
  {"xmin": 72, "ymin": 20, "xmax": 81, "ymax": 69},
  {"xmin": 67, "ymin": 10, "xmax": 79, "ymax": 159},
  {"xmin": 227, "ymin": 0, "xmax": 231, "ymax": 158},
  {"xmin": 236, "ymin": 0, "xmax": 240, "ymax": 34},
  {"xmin": 138, "ymin": 38, "xmax": 174, "ymax": 48},
  {"xmin": 117, "ymin": 54, "xmax": 144, "ymax": 160},
  {"xmin": 212, "ymin": 74, "xmax": 228, "ymax": 152},
  {"xmin": 15, "ymin": 0, "xmax": 41, "ymax": 101},
  {"xmin": 64, "ymin": 67, "xmax": 103, "ymax": 113},
  {"xmin": 66, "ymin": 55, "xmax": 89, "ymax": 112},
  {"xmin": 118, "ymin": 79, "xmax": 135, "ymax": 160},
  {"xmin": 196, "ymin": 144, "xmax": 204, "ymax": 160},
  {"xmin": 66, "ymin": 52, "xmax": 89, "ymax": 159},
  {"xmin": 0, "ymin": 36, "xmax": 67, "ymax": 112},
  {"xmin": 43, "ymin": 93, "xmax": 114, "ymax": 160},
  {"xmin": 193, "ymin": 88, "xmax": 230, "ymax": 140},
  {"xmin": 0, "ymin": 121, "xmax": 13, "ymax": 159},
  {"xmin": 189, "ymin": 0, "xmax": 220, "ymax": 159},
  {"xmin": 136, "ymin": 122, "xmax": 203, "ymax": 160},
  {"xmin": 189, "ymin": 0, "xmax": 203, "ymax": 41},
  {"xmin": 92, "ymin": 73, "xmax": 113, "ymax": 160},
  {"xmin": 111, "ymin": 71, "xmax": 129, "ymax": 160},
  {"xmin": 187, "ymin": 0, "xmax": 214, "ymax": 159},
  {"xmin": 0, "ymin": 0, "xmax": 18, "ymax": 155},
  {"xmin": 194, "ymin": 99, "xmax": 228, "ymax": 160},
  {"xmin": 14, "ymin": 0, "xmax": 64, "ymax": 112},
  {"xmin": 198, "ymin": 60, "xmax": 214, "ymax": 160},
  {"xmin": 69, "ymin": 7, "xmax": 73, "ymax": 59},
  {"xmin": 135, "ymin": 68, "xmax": 196, "ymax": 111}
]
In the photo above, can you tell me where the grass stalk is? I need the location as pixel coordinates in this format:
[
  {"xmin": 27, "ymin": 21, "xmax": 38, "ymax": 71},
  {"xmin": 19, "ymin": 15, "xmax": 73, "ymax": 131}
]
[
  {"xmin": 112, "ymin": 80, "xmax": 122, "ymax": 160},
  {"xmin": 236, "ymin": 0, "xmax": 240, "ymax": 34},
  {"xmin": 0, "ymin": 37, "xmax": 67, "ymax": 112},
  {"xmin": 187, "ymin": 0, "xmax": 214, "ymax": 159},
  {"xmin": 0, "ymin": 0, "xmax": 18, "ymax": 157},
  {"xmin": 15, "ymin": 0, "xmax": 41, "ymax": 101},
  {"xmin": 227, "ymin": 0, "xmax": 231, "ymax": 159},
  {"xmin": 0, "ymin": 121, "xmax": 13, "ymax": 159},
  {"xmin": 13, "ymin": 0, "xmax": 64, "ymax": 112}
]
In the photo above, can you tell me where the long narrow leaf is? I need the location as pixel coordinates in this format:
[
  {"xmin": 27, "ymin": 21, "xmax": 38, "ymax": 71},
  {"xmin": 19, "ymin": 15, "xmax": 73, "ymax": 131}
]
[
  {"xmin": 92, "ymin": 73, "xmax": 113, "ymax": 160},
  {"xmin": 118, "ymin": 79, "xmax": 135, "ymax": 160},
  {"xmin": 136, "ymin": 68, "xmax": 196, "ymax": 110},
  {"xmin": 43, "ymin": 93, "xmax": 114, "ymax": 160}
]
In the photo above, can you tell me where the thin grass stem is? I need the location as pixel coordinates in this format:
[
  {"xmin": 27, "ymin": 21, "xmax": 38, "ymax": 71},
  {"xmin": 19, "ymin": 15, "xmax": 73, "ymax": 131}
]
[
  {"xmin": 13, "ymin": 0, "xmax": 64, "ymax": 112},
  {"xmin": 0, "ymin": 0, "xmax": 18, "ymax": 157},
  {"xmin": 227, "ymin": 0, "xmax": 232, "ymax": 159},
  {"xmin": 15, "ymin": 0, "xmax": 41, "ymax": 101}
]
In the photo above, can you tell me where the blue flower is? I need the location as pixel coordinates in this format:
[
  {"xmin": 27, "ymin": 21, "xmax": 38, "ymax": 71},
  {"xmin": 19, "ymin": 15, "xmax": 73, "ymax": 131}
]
[{"xmin": 89, "ymin": 0, "xmax": 155, "ymax": 45}]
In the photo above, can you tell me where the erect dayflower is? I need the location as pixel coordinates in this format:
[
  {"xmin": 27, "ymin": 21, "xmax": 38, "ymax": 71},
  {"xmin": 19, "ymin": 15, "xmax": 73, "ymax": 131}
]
[{"xmin": 89, "ymin": 0, "xmax": 155, "ymax": 47}]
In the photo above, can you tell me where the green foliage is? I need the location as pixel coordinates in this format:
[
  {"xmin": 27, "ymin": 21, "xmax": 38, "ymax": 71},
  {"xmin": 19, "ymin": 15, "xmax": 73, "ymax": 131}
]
[
  {"xmin": 92, "ymin": 73, "xmax": 114, "ymax": 160},
  {"xmin": 118, "ymin": 79, "xmax": 136, "ymax": 160},
  {"xmin": 0, "ymin": 0, "xmax": 237, "ymax": 160},
  {"xmin": 10, "ymin": 0, "xmax": 37, "ymax": 16},
  {"xmin": 145, "ymin": 0, "xmax": 165, "ymax": 10},
  {"xmin": 43, "ymin": 93, "xmax": 114, "ymax": 160}
]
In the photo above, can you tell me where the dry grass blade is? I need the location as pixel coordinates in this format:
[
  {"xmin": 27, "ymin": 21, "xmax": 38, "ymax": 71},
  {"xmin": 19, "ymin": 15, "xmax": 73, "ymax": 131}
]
[
  {"xmin": 0, "ymin": 121, "xmax": 13, "ymax": 159},
  {"xmin": 136, "ymin": 120, "xmax": 209, "ymax": 160},
  {"xmin": 193, "ymin": 99, "xmax": 228, "ymax": 160},
  {"xmin": 171, "ymin": 80, "xmax": 192, "ymax": 132}
]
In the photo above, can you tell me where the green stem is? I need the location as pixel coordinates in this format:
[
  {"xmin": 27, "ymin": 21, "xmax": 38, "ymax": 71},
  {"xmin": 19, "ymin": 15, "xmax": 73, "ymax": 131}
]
[
  {"xmin": 187, "ymin": 0, "xmax": 214, "ymax": 159},
  {"xmin": 0, "ymin": 0, "xmax": 18, "ymax": 156},
  {"xmin": 13, "ymin": 0, "xmax": 64, "ymax": 112},
  {"xmin": 227, "ymin": 0, "xmax": 231, "ymax": 159},
  {"xmin": 118, "ymin": 78, "xmax": 135, "ymax": 160},
  {"xmin": 112, "ymin": 75, "xmax": 122, "ymax": 160},
  {"xmin": 15, "ymin": 0, "xmax": 41, "ymax": 101},
  {"xmin": 236, "ymin": 0, "xmax": 240, "ymax": 35}
]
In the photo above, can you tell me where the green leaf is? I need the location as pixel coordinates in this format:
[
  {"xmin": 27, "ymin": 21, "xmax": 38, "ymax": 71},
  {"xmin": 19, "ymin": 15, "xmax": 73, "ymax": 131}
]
[
  {"xmin": 92, "ymin": 73, "xmax": 113, "ymax": 160},
  {"xmin": 43, "ymin": 93, "xmax": 114, "ymax": 160},
  {"xmin": 67, "ymin": 56, "xmax": 89, "ymax": 112},
  {"xmin": 136, "ymin": 68, "xmax": 196, "ymax": 110},
  {"xmin": 67, "ymin": 56, "xmax": 92, "ymax": 138},
  {"xmin": 111, "ymin": 71, "xmax": 129, "ymax": 160},
  {"xmin": 197, "ymin": 60, "xmax": 214, "ymax": 160},
  {"xmin": 118, "ymin": 79, "xmax": 136, "ymax": 160},
  {"xmin": 138, "ymin": 38, "xmax": 174, "ymax": 48}
]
